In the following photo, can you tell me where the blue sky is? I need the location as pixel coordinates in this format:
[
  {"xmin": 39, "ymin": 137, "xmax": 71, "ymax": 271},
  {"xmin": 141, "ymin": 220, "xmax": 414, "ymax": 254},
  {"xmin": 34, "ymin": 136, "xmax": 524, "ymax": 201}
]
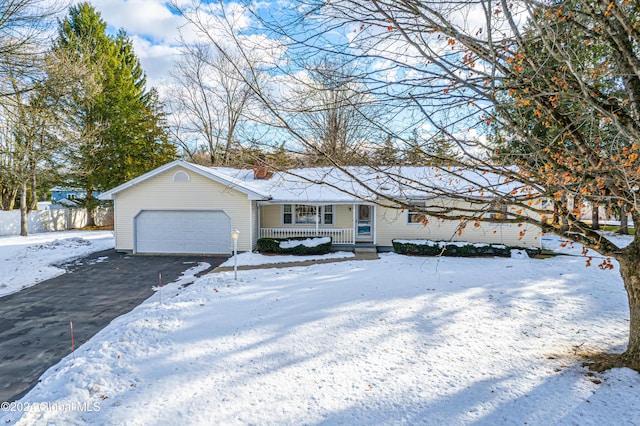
[
  {"xmin": 76, "ymin": 0, "xmax": 491, "ymax": 149},
  {"xmin": 87, "ymin": 0, "xmax": 195, "ymax": 88}
]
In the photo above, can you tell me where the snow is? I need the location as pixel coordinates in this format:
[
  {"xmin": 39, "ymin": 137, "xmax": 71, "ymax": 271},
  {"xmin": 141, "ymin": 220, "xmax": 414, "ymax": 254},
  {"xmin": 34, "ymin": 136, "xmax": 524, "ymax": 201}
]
[
  {"xmin": 201, "ymin": 165, "xmax": 525, "ymax": 203},
  {"xmin": 0, "ymin": 230, "xmax": 115, "ymax": 298},
  {"xmin": 220, "ymin": 250, "xmax": 355, "ymax": 267},
  {"xmin": 542, "ymin": 233, "xmax": 633, "ymax": 257},
  {"xmin": 278, "ymin": 236, "xmax": 331, "ymax": 249},
  {"xmin": 2, "ymin": 235, "xmax": 640, "ymax": 425}
]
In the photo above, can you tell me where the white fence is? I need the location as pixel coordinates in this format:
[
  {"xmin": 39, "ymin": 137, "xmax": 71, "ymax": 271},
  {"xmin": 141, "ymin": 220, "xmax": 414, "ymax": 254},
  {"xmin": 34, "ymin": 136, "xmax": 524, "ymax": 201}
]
[
  {"xmin": 260, "ymin": 228, "xmax": 355, "ymax": 244},
  {"xmin": 0, "ymin": 206, "xmax": 113, "ymax": 236}
]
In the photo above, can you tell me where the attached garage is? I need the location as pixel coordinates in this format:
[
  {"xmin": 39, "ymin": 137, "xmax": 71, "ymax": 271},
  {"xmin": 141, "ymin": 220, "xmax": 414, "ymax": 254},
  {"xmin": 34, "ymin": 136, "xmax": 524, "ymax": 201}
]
[
  {"xmin": 99, "ymin": 161, "xmax": 271, "ymax": 254},
  {"xmin": 134, "ymin": 210, "xmax": 232, "ymax": 255}
]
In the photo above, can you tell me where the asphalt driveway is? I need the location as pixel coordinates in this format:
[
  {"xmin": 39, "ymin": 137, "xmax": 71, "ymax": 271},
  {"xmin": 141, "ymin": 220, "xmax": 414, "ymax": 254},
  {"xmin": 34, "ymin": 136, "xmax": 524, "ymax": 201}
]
[{"xmin": 0, "ymin": 249, "xmax": 226, "ymax": 403}]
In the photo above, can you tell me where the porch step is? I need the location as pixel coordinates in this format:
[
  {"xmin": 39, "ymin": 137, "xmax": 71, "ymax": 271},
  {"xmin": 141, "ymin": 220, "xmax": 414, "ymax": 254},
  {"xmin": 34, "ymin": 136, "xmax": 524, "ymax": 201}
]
[
  {"xmin": 354, "ymin": 247, "xmax": 377, "ymax": 254},
  {"xmin": 354, "ymin": 246, "xmax": 379, "ymax": 260}
]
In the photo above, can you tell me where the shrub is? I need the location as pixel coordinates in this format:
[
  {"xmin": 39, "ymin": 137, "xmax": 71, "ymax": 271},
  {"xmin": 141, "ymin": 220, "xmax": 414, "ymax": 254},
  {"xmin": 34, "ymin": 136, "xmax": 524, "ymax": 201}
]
[
  {"xmin": 256, "ymin": 236, "xmax": 332, "ymax": 255},
  {"xmin": 392, "ymin": 239, "xmax": 539, "ymax": 257}
]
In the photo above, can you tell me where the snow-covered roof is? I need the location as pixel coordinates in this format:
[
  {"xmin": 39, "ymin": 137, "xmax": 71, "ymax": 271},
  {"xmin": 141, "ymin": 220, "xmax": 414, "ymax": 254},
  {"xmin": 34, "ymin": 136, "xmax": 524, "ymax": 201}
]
[
  {"xmin": 99, "ymin": 160, "xmax": 527, "ymax": 203},
  {"xmin": 98, "ymin": 160, "xmax": 271, "ymax": 201},
  {"xmin": 50, "ymin": 187, "xmax": 84, "ymax": 192},
  {"xmin": 211, "ymin": 165, "xmax": 526, "ymax": 204}
]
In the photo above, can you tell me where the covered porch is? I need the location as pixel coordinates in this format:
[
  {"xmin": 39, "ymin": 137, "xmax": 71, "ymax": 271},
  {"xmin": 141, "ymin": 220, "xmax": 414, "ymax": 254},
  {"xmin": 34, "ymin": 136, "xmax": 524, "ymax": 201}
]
[{"xmin": 258, "ymin": 202, "xmax": 375, "ymax": 246}]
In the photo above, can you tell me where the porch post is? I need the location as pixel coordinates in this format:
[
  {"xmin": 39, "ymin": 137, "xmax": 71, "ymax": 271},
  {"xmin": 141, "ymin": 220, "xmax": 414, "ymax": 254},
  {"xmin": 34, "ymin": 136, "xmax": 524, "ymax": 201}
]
[
  {"xmin": 315, "ymin": 205, "xmax": 319, "ymax": 236},
  {"xmin": 257, "ymin": 203, "xmax": 261, "ymax": 241},
  {"xmin": 371, "ymin": 204, "xmax": 375, "ymax": 245},
  {"xmin": 352, "ymin": 203, "xmax": 356, "ymax": 244}
]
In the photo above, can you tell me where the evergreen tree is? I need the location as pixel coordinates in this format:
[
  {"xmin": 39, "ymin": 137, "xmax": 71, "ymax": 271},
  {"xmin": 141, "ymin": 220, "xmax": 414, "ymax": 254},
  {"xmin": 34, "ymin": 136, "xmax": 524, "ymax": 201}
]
[
  {"xmin": 52, "ymin": 3, "xmax": 176, "ymax": 224},
  {"xmin": 374, "ymin": 135, "xmax": 401, "ymax": 165}
]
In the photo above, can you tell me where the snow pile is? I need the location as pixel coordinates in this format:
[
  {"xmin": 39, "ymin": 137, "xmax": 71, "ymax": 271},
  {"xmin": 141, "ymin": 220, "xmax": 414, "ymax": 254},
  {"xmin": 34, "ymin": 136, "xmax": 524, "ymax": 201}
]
[
  {"xmin": 279, "ymin": 236, "xmax": 331, "ymax": 249},
  {"xmin": 219, "ymin": 251, "xmax": 354, "ymax": 267},
  {"xmin": 3, "ymin": 251, "xmax": 639, "ymax": 425},
  {"xmin": 0, "ymin": 231, "xmax": 114, "ymax": 298}
]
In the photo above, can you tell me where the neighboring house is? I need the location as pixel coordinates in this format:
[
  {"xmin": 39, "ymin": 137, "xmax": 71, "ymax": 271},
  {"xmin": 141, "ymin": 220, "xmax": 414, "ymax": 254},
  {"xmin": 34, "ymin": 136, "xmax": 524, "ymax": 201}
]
[
  {"xmin": 51, "ymin": 187, "xmax": 104, "ymax": 209},
  {"xmin": 51, "ymin": 187, "xmax": 85, "ymax": 204},
  {"xmin": 98, "ymin": 160, "xmax": 542, "ymax": 255}
]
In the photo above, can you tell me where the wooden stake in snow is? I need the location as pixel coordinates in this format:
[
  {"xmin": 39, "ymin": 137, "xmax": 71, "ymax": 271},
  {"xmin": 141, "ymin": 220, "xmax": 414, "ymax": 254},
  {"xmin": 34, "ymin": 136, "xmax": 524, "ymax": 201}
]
[{"xmin": 69, "ymin": 320, "xmax": 75, "ymax": 360}]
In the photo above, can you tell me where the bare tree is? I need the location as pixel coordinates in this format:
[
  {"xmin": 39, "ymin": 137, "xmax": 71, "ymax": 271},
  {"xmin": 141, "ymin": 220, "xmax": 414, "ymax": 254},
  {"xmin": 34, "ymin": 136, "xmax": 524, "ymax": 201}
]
[
  {"xmin": 0, "ymin": 63, "xmax": 60, "ymax": 235},
  {"xmin": 0, "ymin": 0, "xmax": 65, "ymax": 235},
  {"xmin": 168, "ymin": 40, "xmax": 254, "ymax": 165},
  {"xmin": 291, "ymin": 58, "xmax": 386, "ymax": 165},
  {"xmin": 0, "ymin": 0, "xmax": 64, "ymax": 215},
  {"xmin": 177, "ymin": 0, "xmax": 640, "ymax": 368}
]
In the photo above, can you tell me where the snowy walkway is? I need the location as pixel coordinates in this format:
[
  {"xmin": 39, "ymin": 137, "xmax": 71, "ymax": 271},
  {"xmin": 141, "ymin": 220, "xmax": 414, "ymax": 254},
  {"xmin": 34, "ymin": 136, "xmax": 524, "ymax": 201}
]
[{"xmin": 214, "ymin": 250, "xmax": 378, "ymax": 272}]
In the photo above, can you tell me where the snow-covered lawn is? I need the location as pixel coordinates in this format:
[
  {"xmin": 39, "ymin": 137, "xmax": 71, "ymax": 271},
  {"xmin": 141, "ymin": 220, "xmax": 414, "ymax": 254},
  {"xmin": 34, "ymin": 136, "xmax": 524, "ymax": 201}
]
[
  {"xmin": 0, "ymin": 230, "xmax": 114, "ymax": 298},
  {"xmin": 3, "ymin": 242, "xmax": 639, "ymax": 425}
]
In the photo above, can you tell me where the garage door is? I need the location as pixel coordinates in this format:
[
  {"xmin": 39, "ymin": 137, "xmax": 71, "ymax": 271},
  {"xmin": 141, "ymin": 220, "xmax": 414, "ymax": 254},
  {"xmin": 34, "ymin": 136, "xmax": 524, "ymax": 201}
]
[{"xmin": 135, "ymin": 210, "xmax": 232, "ymax": 255}]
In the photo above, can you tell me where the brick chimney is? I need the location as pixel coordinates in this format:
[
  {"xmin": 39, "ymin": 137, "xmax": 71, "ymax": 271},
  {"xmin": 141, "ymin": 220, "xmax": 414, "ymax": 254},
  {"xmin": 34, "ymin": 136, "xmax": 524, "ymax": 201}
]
[{"xmin": 253, "ymin": 158, "xmax": 272, "ymax": 180}]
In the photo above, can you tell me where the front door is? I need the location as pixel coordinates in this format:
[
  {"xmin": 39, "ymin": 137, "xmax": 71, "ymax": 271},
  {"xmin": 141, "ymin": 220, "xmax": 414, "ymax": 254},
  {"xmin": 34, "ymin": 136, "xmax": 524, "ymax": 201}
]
[{"xmin": 356, "ymin": 205, "xmax": 373, "ymax": 242}]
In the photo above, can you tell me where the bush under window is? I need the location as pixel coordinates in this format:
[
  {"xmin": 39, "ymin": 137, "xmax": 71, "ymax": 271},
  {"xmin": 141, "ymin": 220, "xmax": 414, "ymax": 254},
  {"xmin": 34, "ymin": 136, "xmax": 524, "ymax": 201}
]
[
  {"xmin": 392, "ymin": 239, "xmax": 540, "ymax": 257},
  {"xmin": 256, "ymin": 236, "xmax": 332, "ymax": 255}
]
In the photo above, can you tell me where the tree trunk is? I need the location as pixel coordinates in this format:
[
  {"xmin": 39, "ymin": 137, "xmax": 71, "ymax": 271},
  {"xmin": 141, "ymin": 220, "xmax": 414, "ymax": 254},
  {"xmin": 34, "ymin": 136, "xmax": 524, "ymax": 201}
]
[
  {"xmin": 29, "ymin": 173, "xmax": 37, "ymax": 212},
  {"xmin": 1, "ymin": 186, "xmax": 17, "ymax": 211},
  {"xmin": 591, "ymin": 203, "xmax": 600, "ymax": 230},
  {"xmin": 19, "ymin": 182, "xmax": 28, "ymax": 236},
  {"xmin": 618, "ymin": 245, "xmax": 640, "ymax": 360},
  {"xmin": 618, "ymin": 205, "xmax": 629, "ymax": 235},
  {"xmin": 85, "ymin": 188, "xmax": 96, "ymax": 227}
]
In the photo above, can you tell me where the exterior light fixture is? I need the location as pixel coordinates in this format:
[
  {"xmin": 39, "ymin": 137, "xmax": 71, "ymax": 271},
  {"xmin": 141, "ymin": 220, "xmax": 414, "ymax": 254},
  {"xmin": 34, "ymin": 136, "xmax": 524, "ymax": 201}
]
[{"xmin": 231, "ymin": 229, "xmax": 239, "ymax": 280}]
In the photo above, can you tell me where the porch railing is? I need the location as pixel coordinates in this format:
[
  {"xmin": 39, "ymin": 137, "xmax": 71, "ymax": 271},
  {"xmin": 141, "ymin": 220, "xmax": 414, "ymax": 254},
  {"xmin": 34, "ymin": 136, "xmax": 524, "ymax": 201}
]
[{"xmin": 259, "ymin": 228, "xmax": 355, "ymax": 245}]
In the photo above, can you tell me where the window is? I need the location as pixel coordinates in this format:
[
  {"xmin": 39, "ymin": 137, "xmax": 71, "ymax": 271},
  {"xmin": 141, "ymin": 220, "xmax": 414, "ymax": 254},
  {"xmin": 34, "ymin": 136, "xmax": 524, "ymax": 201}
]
[
  {"xmin": 283, "ymin": 204, "xmax": 292, "ymax": 224},
  {"xmin": 488, "ymin": 204, "xmax": 508, "ymax": 222},
  {"xmin": 67, "ymin": 194, "xmax": 76, "ymax": 201},
  {"xmin": 324, "ymin": 205, "xmax": 333, "ymax": 224},
  {"xmin": 407, "ymin": 208, "xmax": 427, "ymax": 225},
  {"xmin": 173, "ymin": 171, "xmax": 190, "ymax": 183},
  {"xmin": 282, "ymin": 204, "xmax": 334, "ymax": 225},
  {"xmin": 295, "ymin": 205, "xmax": 317, "ymax": 224}
]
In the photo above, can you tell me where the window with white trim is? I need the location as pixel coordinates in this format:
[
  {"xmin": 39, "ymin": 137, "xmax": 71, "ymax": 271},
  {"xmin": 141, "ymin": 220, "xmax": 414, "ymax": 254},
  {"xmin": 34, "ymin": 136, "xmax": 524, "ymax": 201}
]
[
  {"xmin": 407, "ymin": 208, "xmax": 427, "ymax": 225},
  {"xmin": 282, "ymin": 204, "xmax": 334, "ymax": 225},
  {"xmin": 488, "ymin": 204, "xmax": 508, "ymax": 222},
  {"xmin": 283, "ymin": 204, "xmax": 293, "ymax": 224},
  {"xmin": 323, "ymin": 205, "xmax": 333, "ymax": 224}
]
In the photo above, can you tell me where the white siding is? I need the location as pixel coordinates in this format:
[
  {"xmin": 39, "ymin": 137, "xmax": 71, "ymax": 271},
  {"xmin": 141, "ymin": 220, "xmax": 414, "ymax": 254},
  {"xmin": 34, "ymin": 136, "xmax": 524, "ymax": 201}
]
[
  {"xmin": 260, "ymin": 204, "xmax": 352, "ymax": 229},
  {"xmin": 261, "ymin": 204, "xmax": 280, "ymax": 228},
  {"xmin": 375, "ymin": 202, "xmax": 542, "ymax": 248},
  {"xmin": 113, "ymin": 165, "xmax": 253, "ymax": 252}
]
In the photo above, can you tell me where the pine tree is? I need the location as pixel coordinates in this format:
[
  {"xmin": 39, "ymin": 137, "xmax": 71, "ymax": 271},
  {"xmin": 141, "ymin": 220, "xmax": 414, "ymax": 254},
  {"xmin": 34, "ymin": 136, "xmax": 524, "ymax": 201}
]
[
  {"xmin": 374, "ymin": 136, "xmax": 401, "ymax": 165},
  {"xmin": 52, "ymin": 3, "xmax": 176, "ymax": 224}
]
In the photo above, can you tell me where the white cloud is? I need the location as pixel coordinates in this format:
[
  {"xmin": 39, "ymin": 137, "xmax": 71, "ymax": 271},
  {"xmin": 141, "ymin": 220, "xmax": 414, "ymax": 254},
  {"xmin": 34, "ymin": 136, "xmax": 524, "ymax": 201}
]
[
  {"xmin": 91, "ymin": 0, "xmax": 184, "ymax": 43},
  {"xmin": 71, "ymin": 0, "xmax": 259, "ymax": 90},
  {"xmin": 129, "ymin": 35, "xmax": 180, "ymax": 87}
]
